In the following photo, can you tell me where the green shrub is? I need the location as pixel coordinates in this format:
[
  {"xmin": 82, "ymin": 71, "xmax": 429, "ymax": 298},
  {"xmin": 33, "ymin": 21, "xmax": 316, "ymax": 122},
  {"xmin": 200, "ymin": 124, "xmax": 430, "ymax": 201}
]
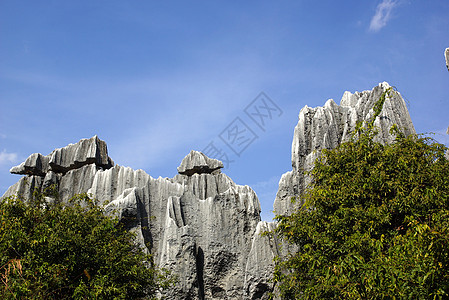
[
  {"xmin": 274, "ymin": 92, "xmax": 449, "ymax": 299},
  {"xmin": 0, "ymin": 192, "xmax": 169, "ymax": 299}
]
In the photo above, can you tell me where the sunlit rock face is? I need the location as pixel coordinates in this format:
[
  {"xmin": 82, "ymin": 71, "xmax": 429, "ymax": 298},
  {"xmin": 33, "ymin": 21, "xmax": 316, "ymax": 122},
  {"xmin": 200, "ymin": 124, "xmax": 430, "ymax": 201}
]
[
  {"xmin": 3, "ymin": 139, "xmax": 274, "ymax": 299},
  {"xmin": 274, "ymin": 82, "xmax": 416, "ymax": 216},
  {"xmin": 3, "ymin": 82, "xmax": 419, "ymax": 299},
  {"xmin": 445, "ymin": 47, "xmax": 449, "ymax": 71}
]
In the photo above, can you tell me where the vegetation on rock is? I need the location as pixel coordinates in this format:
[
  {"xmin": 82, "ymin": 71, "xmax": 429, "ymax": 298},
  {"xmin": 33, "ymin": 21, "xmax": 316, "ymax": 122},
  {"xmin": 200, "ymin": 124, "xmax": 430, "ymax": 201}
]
[{"xmin": 274, "ymin": 91, "xmax": 449, "ymax": 299}]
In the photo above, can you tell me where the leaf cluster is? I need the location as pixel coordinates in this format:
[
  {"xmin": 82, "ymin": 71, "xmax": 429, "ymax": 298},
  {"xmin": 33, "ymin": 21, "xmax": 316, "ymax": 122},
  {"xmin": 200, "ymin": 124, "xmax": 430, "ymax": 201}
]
[
  {"xmin": 0, "ymin": 191, "xmax": 169, "ymax": 299},
  {"xmin": 274, "ymin": 117, "xmax": 449, "ymax": 298}
]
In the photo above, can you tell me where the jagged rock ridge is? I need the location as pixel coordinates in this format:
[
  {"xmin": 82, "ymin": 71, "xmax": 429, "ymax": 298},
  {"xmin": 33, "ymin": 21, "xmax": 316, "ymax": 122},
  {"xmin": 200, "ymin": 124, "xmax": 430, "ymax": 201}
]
[
  {"xmin": 2, "ymin": 82, "xmax": 418, "ymax": 299},
  {"xmin": 10, "ymin": 135, "xmax": 114, "ymax": 176},
  {"xmin": 3, "ymin": 143, "xmax": 271, "ymax": 299}
]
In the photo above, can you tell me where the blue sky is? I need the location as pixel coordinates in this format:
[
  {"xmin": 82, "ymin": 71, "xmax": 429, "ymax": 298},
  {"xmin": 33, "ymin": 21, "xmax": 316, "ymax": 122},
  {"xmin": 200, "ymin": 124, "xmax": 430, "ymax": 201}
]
[{"xmin": 1, "ymin": 0, "xmax": 448, "ymax": 221}]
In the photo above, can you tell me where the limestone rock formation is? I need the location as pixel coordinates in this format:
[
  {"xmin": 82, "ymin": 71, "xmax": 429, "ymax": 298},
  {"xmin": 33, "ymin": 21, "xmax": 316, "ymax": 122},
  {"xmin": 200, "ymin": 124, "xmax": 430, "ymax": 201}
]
[
  {"xmin": 4, "ymin": 136, "xmax": 115, "ymax": 203},
  {"xmin": 9, "ymin": 135, "xmax": 114, "ymax": 176},
  {"xmin": 177, "ymin": 150, "xmax": 224, "ymax": 175},
  {"xmin": 244, "ymin": 221, "xmax": 280, "ymax": 299},
  {"xmin": 3, "ymin": 136, "xmax": 273, "ymax": 299},
  {"xmin": 2, "ymin": 82, "xmax": 420, "ymax": 299},
  {"xmin": 274, "ymin": 82, "xmax": 416, "ymax": 216},
  {"xmin": 445, "ymin": 47, "xmax": 449, "ymax": 71}
]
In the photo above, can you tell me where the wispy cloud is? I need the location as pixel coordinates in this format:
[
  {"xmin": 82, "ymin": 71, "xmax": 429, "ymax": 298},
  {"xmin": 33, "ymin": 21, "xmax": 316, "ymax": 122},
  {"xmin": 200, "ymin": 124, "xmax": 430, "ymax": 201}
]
[
  {"xmin": 369, "ymin": 0, "xmax": 400, "ymax": 32},
  {"xmin": 0, "ymin": 150, "xmax": 18, "ymax": 166}
]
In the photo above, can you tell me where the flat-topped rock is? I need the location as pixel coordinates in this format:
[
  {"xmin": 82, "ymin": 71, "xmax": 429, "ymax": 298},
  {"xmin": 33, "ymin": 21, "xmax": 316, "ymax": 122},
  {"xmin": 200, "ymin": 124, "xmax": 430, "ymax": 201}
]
[
  {"xmin": 49, "ymin": 135, "xmax": 114, "ymax": 173},
  {"xmin": 10, "ymin": 135, "xmax": 114, "ymax": 176},
  {"xmin": 177, "ymin": 150, "xmax": 223, "ymax": 176},
  {"xmin": 10, "ymin": 153, "xmax": 49, "ymax": 176}
]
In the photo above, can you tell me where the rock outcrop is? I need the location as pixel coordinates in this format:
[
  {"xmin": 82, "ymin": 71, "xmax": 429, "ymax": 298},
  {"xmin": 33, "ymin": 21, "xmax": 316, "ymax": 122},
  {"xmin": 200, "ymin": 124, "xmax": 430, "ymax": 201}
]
[
  {"xmin": 2, "ymin": 82, "xmax": 419, "ymax": 299},
  {"xmin": 10, "ymin": 135, "xmax": 113, "ymax": 176},
  {"xmin": 274, "ymin": 82, "xmax": 416, "ymax": 216},
  {"xmin": 445, "ymin": 48, "xmax": 449, "ymax": 71},
  {"xmin": 3, "ymin": 138, "xmax": 272, "ymax": 299},
  {"xmin": 177, "ymin": 150, "xmax": 224, "ymax": 175}
]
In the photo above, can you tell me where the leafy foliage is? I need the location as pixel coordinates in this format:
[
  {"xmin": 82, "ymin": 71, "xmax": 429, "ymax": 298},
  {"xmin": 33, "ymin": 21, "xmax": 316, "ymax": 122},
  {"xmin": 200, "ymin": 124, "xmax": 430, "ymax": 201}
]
[
  {"xmin": 0, "ymin": 191, "xmax": 169, "ymax": 299},
  {"xmin": 274, "ymin": 96, "xmax": 449, "ymax": 298}
]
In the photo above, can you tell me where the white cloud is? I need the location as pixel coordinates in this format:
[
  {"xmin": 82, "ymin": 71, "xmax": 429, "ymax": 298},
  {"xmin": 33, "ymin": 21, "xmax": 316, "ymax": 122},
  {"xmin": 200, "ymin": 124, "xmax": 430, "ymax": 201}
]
[
  {"xmin": 0, "ymin": 150, "xmax": 18, "ymax": 166},
  {"xmin": 369, "ymin": 0, "xmax": 399, "ymax": 32}
]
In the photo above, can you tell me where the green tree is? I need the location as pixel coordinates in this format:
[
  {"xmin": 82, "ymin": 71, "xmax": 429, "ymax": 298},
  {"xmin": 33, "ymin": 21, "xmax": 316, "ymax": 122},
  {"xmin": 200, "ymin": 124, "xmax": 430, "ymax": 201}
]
[
  {"xmin": 0, "ymin": 191, "xmax": 169, "ymax": 299},
  {"xmin": 274, "ymin": 95, "xmax": 449, "ymax": 299}
]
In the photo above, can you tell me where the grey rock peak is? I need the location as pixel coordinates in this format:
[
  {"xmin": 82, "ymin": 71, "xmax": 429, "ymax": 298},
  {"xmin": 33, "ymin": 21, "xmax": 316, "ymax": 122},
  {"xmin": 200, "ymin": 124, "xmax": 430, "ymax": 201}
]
[
  {"xmin": 10, "ymin": 135, "xmax": 114, "ymax": 176},
  {"xmin": 274, "ymin": 82, "xmax": 416, "ymax": 216},
  {"xmin": 177, "ymin": 150, "xmax": 223, "ymax": 176},
  {"xmin": 445, "ymin": 47, "xmax": 449, "ymax": 71}
]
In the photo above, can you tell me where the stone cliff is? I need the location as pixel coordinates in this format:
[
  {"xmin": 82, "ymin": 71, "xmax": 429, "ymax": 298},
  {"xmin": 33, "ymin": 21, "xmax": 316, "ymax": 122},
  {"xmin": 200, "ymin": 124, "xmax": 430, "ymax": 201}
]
[
  {"xmin": 2, "ymin": 82, "xmax": 417, "ymax": 299},
  {"xmin": 274, "ymin": 82, "xmax": 415, "ymax": 216}
]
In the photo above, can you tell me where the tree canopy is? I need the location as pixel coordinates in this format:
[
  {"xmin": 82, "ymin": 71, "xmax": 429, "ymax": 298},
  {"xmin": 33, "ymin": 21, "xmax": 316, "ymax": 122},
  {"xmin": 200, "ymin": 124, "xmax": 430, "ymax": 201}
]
[
  {"xmin": 0, "ymin": 191, "xmax": 169, "ymax": 299},
  {"xmin": 274, "ymin": 101, "xmax": 449, "ymax": 298}
]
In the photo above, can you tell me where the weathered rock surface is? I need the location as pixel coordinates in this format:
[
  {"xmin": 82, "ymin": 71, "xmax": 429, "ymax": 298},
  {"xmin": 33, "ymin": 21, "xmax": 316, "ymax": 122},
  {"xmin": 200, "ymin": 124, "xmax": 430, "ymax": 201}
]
[
  {"xmin": 9, "ymin": 135, "xmax": 114, "ymax": 176},
  {"xmin": 445, "ymin": 47, "xmax": 449, "ymax": 71},
  {"xmin": 3, "ymin": 136, "xmax": 272, "ymax": 299},
  {"xmin": 2, "ymin": 82, "xmax": 420, "ymax": 299},
  {"xmin": 274, "ymin": 82, "xmax": 416, "ymax": 216},
  {"xmin": 244, "ymin": 222, "xmax": 280, "ymax": 299},
  {"xmin": 177, "ymin": 150, "xmax": 224, "ymax": 175},
  {"xmin": 10, "ymin": 153, "xmax": 49, "ymax": 176}
]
